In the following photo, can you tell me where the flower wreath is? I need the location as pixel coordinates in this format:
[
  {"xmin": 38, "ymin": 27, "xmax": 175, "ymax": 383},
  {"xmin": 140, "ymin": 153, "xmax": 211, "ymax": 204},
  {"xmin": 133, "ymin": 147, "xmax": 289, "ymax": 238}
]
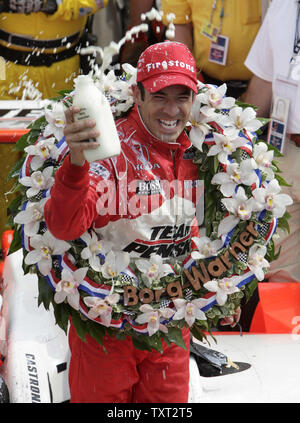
[{"xmin": 7, "ymin": 21, "xmax": 293, "ymax": 353}]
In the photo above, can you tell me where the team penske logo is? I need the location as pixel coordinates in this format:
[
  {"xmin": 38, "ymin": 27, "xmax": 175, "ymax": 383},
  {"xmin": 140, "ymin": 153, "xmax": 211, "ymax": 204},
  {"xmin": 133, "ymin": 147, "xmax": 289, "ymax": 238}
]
[{"xmin": 123, "ymin": 223, "xmax": 192, "ymax": 258}]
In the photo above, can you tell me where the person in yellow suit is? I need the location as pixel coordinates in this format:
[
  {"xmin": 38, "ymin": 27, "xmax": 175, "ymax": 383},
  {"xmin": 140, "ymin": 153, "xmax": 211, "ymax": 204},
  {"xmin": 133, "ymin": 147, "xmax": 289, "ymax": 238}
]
[
  {"xmin": 0, "ymin": 0, "xmax": 109, "ymax": 99},
  {"xmin": 161, "ymin": 0, "xmax": 263, "ymax": 98},
  {"xmin": 0, "ymin": 0, "xmax": 108, "ymax": 251}
]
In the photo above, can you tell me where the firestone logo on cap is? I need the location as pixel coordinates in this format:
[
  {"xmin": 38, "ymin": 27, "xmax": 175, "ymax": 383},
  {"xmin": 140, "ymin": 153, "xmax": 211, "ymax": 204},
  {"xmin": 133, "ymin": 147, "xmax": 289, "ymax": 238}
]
[
  {"xmin": 136, "ymin": 42, "xmax": 198, "ymax": 93},
  {"xmin": 144, "ymin": 60, "xmax": 195, "ymax": 73}
]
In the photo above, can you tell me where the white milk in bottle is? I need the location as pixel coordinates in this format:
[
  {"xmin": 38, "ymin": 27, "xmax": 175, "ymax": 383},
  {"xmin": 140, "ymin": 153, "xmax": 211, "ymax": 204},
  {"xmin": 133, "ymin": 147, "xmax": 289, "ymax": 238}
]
[{"xmin": 73, "ymin": 75, "xmax": 121, "ymax": 162}]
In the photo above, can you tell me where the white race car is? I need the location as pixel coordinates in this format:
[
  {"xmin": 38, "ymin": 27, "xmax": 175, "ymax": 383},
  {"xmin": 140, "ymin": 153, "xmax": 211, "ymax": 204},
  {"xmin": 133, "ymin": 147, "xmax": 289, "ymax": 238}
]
[
  {"xmin": 0, "ymin": 244, "xmax": 70, "ymax": 403},
  {"xmin": 1, "ymin": 233, "xmax": 300, "ymax": 403}
]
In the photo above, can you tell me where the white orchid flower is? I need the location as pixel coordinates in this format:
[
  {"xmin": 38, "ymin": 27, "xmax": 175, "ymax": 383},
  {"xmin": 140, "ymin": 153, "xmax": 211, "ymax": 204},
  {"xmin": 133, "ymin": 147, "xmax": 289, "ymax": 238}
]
[
  {"xmin": 84, "ymin": 293, "xmax": 120, "ymax": 327},
  {"xmin": 197, "ymin": 83, "xmax": 235, "ymax": 111},
  {"xmin": 108, "ymin": 64, "xmax": 136, "ymax": 102},
  {"xmin": 109, "ymin": 79, "xmax": 130, "ymax": 100},
  {"xmin": 207, "ymin": 132, "xmax": 249, "ymax": 164},
  {"xmin": 204, "ymin": 276, "xmax": 240, "ymax": 306},
  {"xmin": 94, "ymin": 65, "xmax": 135, "ymax": 115},
  {"xmin": 135, "ymin": 304, "xmax": 175, "ymax": 336},
  {"xmin": 247, "ymin": 245, "xmax": 269, "ymax": 281},
  {"xmin": 80, "ymin": 230, "xmax": 112, "ymax": 272},
  {"xmin": 135, "ymin": 253, "xmax": 173, "ymax": 287},
  {"xmin": 223, "ymin": 106, "xmax": 263, "ymax": 133},
  {"xmin": 218, "ymin": 187, "xmax": 259, "ymax": 237},
  {"xmin": 173, "ymin": 298, "xmax": 207, "ymax": 327},
  {"xmin": 188, "ymin": 95, "xmax": 216, "ymax": 151},
  {"xmin": 211, "ymin": 158, "xmax": 258, "ymax": 197},
  {"xmin": 24, "ymin": 137, "xmax": 59, "ymax": 171},
  {"xmin": 191, "ymin": 236, "xmax": 222, "ymax": 259},
  {"xmin": 253, "ymin": 142, "xmax": 275, "ymax": 180},
  {"xmin": 252, "ymin": 179, "xmax": 293, "ymax": 218},
  {"xmin": 189, "ymin": 119, "xmax": 211, "ymax": 152},
  {"xmin": 19, "ymin": 166, "xmax": 54, "ymax": 198},
  {"xmin": 113, "ymin": 97, "xmax": 135, "ymax": 115},
  {"xmin": 14, "ymin": 198, "xmax": 47, "ymax": 236},
  {"xmin": 24, "ymin": 230, "xmax": 70, "ymax": 276},
  {"xmin": 101, "ymin": 69, "xmax": 118, "ymax": 92},
  {"xmin": 95, "ymin": 69, "xmax": 119, "ymax": 97},
  {"xmin": 44, "ymin": 102, "xmax": 66, "ymax": 141},
  {"xmin": 54, "ymin": 267, "xmax": 88, "ymax": 310},
  {"xmin": 121, "ymin": 63, "xmax": 137, "ymax": 86},
  {"xmin": 101, "ymin": 250, "xmax": 130, "ymax": 279}
]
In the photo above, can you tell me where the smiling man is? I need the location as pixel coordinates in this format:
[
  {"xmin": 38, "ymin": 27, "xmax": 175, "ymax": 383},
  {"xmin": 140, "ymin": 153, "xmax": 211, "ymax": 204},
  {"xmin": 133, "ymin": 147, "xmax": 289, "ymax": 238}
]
[
  {"xmin": 44, "ymin": 41, "xmax": 201, "ymax": 403},
  {"xmin": 133, "ymin": 42, "xmax": 197, "ymax": 143},
  {"xmin": 133, "ymin": 84, "xmax": 194, "ymax": 143}
]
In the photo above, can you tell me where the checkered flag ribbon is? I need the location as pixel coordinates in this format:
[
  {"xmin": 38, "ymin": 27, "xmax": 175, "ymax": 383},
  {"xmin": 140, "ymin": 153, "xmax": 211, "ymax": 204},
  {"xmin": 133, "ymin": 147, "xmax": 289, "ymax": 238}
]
[
  {"xmin": 241, "ymin": 150, "xmax": 249, "ymax": 160},
  {"xmin": 120, "ymin": 274, "xmax": 136, "ymax": 284},
  {"xmin": 184, "ymin": 288, "xmax": 193, "ymax": 302},
  {"xmin": 258, "ymin": 221, "xmax": 269, "ymax": 238},
  {"xmin": 237, "ymin": 252, "xmax": 248, "ymax": 263},
  {"xmin": 159, "ymin": 299, "xmax": 171, "ymax": 308},
  {"xmin": 122, "ymin": 310, "xmax": 136, "ymax": 316}
]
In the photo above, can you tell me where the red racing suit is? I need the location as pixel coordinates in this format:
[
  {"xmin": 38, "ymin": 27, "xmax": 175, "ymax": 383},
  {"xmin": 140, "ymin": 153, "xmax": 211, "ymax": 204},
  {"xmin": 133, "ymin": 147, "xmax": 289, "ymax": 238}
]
[
  {"xmin": 45, "ymin": 104, "xmax": 202, "ymax": 256},
  {"xmin": 44, "ymin": 104, "xmax": 202, "ymax": 403}
]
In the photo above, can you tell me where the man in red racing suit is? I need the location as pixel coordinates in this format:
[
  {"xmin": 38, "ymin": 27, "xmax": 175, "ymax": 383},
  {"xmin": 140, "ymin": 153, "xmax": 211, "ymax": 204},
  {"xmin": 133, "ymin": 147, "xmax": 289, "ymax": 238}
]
[{"xmin": 45, "ymin": 41, "xmax": 201, "ymax": 403}]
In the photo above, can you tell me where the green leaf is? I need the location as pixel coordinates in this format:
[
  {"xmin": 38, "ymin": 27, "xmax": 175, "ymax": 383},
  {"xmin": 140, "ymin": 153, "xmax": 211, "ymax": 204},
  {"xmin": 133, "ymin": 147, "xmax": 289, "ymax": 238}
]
[
  {"xmin": 277, "ymin": 211, "xmax": 291, "ymax": 234},
  {"xmin": 275, "ymin": 173, "xmax": 291, "ymax": 187},
  {"xmin": 244, "ymin": 278, "xmax": 258, "ymax": 303},
  {"xmin": 164, "ymin": 327, "xmax": 187, "ymax": 350},
  {"xmin": 235, "ymin": 100, "xmax": 258, "ymax": 111},
  {"xmin": 6, "ymin": 157, "xmax": 25, "ymax": 182},
  {"xmin": 131, "ymin": 335, "xmax": 154, "ymax": 353},
  {"xmin": 13, "ymin": 133, "xmax": 30, "ymax": 152},
  {"xmin": 37, "ymin": 276, "xmax": 54, "ymax": 310},
  {"xmin": 266, "ymin": 239, "xmax": 281, "ymax": 262},
  {"xmin": 49, "ymin": 89, "xmax": 73, "ymax": 102},
  {"xmin": 70, "ymin": 310, "xmax": 88, "ymax": 343},
  {"xmin": 114, "ymin": 331, "xmax": 126, "ymax": 341},
  {"xmin": 190, "ymin": 325, "xmax": 207, "ymax": 343},
  {"xmin": 7, "ymin": 194, "xmax": 23, "ymax": 218},
  {"xmin": 14, "ymin": 116, "xmax": 46, "ymax": 151},
  {"xmin": 8, "ymin": 227, "xmax": 22, "ymax": 255},
  {"xmin": 52, "ymin": 301, "xmax": 69, "ymax": 334},
  {"xmin": 86, "ymin": 320, "xmax": 106, "ymax": 345},
  {"xmin": 265, "ymin": 141, "xmax": 284, "ymax": 158},
  {"xmin": 147, "ymin": 334, "xmax": 163, "ymax": 353},
  {"xmin": 256, "ymin": 117, "xmax": 270, "ymax": 126},
  {"xmin": 160, "ymin": 333, "xmax": 172, "ymax": 349}
]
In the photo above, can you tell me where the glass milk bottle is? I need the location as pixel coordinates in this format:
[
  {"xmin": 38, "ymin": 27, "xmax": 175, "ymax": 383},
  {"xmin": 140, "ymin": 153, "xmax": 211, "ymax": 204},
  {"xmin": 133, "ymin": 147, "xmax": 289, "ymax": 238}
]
[{"xmin": 73, "ymin": 75, "xmax": 121, "ymax": 162}]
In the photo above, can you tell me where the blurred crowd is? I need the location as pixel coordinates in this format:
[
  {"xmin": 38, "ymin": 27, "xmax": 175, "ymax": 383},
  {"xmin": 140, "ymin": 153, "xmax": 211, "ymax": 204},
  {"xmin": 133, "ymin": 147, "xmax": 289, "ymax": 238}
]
[{"xmin": 0, "ymin": 0, "xmax": 269, "ymax": 100}]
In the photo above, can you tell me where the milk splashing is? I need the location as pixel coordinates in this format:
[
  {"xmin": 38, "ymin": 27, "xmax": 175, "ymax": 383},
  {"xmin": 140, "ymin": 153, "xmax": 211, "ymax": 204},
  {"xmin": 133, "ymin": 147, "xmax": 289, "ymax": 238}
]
[
  {"xmin": 6, "ymin": 8, "xmax": 176, "ymax": 102},
  {"xmin": 80, "ymin": 7, "xmax": 176, "ymax": 78}
]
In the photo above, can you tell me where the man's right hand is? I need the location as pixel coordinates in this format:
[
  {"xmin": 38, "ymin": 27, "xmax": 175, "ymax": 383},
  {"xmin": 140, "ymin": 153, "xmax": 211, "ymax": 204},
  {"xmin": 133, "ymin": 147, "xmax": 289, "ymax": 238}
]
[{"xmin": 64, "ymin": 107, "xmax": 100, "ymax": 167}]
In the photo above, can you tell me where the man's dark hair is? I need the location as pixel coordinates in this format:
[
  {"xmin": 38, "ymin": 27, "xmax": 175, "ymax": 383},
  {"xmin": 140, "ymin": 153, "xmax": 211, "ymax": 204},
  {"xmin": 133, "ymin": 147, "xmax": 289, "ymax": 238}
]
[
  {"xmin": 137, "ymin": 81, "xmax": 195, "ymax": 102},
  {"xmin": 137, "ymin": 82, "xmax": 145, "ymax": 101}
]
